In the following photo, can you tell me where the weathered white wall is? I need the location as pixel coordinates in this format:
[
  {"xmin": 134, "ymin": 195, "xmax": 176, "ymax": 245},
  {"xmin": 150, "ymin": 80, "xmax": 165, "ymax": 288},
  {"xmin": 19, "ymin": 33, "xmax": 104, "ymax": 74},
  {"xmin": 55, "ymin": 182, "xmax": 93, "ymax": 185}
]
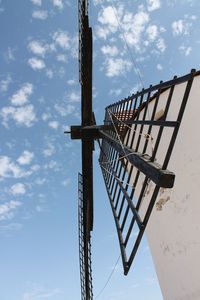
[{"xmin": 127, "ymin": 75, "xmax": 200, "ymax": 300}]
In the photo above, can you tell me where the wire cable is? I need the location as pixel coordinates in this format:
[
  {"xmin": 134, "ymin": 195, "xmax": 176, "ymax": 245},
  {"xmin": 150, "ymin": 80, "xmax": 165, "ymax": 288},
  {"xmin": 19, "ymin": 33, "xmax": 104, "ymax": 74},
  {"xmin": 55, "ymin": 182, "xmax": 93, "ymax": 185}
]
[
  {"xmin": 109, "ymin": 2, "xmax": 154, "ymax": 149},
  {"xmin": 94, "ymin": 255, "xmax": 121, "ymax": 299},
  {"xmin": 110, "ymin": 1, "xmax": 145, "ymax": 89}
]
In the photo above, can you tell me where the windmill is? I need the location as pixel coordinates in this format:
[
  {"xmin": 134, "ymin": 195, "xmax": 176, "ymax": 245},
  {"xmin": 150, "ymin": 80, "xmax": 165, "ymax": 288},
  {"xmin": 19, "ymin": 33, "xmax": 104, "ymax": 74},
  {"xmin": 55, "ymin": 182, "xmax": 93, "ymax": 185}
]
[{"xmin": 68, "ymin": 1, "xmax": 200, "ymax": 299}]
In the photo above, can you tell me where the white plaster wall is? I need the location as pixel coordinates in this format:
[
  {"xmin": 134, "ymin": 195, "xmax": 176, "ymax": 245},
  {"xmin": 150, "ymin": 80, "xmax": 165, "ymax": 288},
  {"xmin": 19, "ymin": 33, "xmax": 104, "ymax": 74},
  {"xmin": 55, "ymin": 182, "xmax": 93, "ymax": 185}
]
[{"xmin": 127, "ymin": 75, "xmax": 200, "ymax": 300}]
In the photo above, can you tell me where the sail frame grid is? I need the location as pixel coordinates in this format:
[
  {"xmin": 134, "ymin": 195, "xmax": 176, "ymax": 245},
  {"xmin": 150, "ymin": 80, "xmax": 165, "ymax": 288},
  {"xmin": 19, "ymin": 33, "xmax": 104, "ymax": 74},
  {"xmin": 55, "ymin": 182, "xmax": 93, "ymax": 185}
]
[
  {"xmin": 99, "ymin": 69, "xmax": 197, "ymax": 275},
  {"xmin": 78, "ymin": 173, "xmax": 93, "ymax": 300}
]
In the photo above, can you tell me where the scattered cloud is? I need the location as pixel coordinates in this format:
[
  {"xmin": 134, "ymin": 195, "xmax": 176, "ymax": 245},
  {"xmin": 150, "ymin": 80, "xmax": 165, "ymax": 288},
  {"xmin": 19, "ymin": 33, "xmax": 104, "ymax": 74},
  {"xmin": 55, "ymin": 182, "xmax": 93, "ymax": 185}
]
[
  {"xmin": 68, "ymin": 91, "xmax": 80, "ymax": 103},
  {"xmin": 0, "ymin": 156, "xmax": 25, "ymax": 179},
  {"xmin": 1, "ymin": 105, "xmax": 36, "ymax": 127},
  {"xmin": 0, "ymin": 155, "xmax": 39, "ymax": 180},
  {"xmin": 43, "ymin": 144, "xmax": 55, "ymax": 157},
  {"xmin": 28, "ymin": 57, "xmax": 46, "ymax": 70},
  {"xmin": 146, "ymin": 25, "xmax": 158, "ymax": 42},
  {"xmin": 52, "ymin": 30, "xmax": 70, "ymax": 49},
  {"xmin": 17, "ymin": 151, "xmax": 34, "ymax": 165},
  {"xmin": 104, "ymin": 58, "xmax": 132, "ymax": 77},
  {"xmin": 109, "ymin": 88, "xmax": 122, "ymax": 96},
  {"xmin": 62, "ymin": 178, "xmax": 71, "ymax": 187},
  {"xmin": 0, "ymin": 200, "xmax": 21, "ymax": 221},
  {"xmin": 11, "ymin": 83, "xmax": 33, "ymax": 106},
  {"xmin": 52, "ymin": 0, "xmax": 64, "ymax": 10},
  {"xmin": 156, "ymin": 38, "xmax": 166, "ymax": 52},
  {"xmin": 10, "ymin": 183, "xmax": 26, "ymax": 195},
  {"xmin": 67, "ymin": 79, "xmax": 76, "ymax": 86},
  {"xmin": 101, "ymin": 45, "xmax": 119, "ymax": 57},
  {"xmin": 179, "ymin": 45, "xmax": 192, "ymax": 56},
  {"xmin": 0, "ymin": 222, "xmax": 22, "ymax": 233},
  {"xmin": 56, "ymin": 53, "xmax": 68, "ymax": 63},
  {"xmin": 171, "ymin": 19, "xmax": 191, "ymax": 36},
  {"xmin": 0, "ymin": 74, "xmax": 12, "ymax": 93},
  {"xmin": 98, "ymin": 5, "xmax": 118, "ymax": 28},
  {"xmin": 42, "ymin": 112, "xmax": 51, "ymax": 121},
  {"xmin": 4, "ymin": 47, "xmax": 15, "ymax": 63},
  {"xmin": 62, "ymin": 124, "xmax": 70, "ymax": 132},
  {"xmin": 156, "ymin": 63, "xmax": 163, "ymax": 70},
  {"xmin": 54, "ymin": 103, "xmax": 76, "ymax": 116},
  {"xmin": 30, "ymin": 0, "xmax": 42, "ymax": 5},
  {"xmin": 23, "ymin": 287, "xmax": 61, "ymax": 300},
  {"xmin": 44, "ymin": 160, "xmax": 59, "ymax": 170},
  {"xmin": 122, "ymin": 10, "xmax": 150, "ymax": 51},
  {"xmin": 147, "ymin": 0, "xmax": 161, "ymax": 11},
  {"xmin": 28, "ymin": 40, "xmax": 48, "ymax": 57},
  {"xmin": 35, "ymin": 177, "xmax": 46, "ymax": 185},
  {"xmin": 32, "ymin": 10, "xmax": 48, "ymax": 20},
  {"xmin": 48, "ymin": 120, "xmax": 59, "ymax": 129},
  {"xmin": 46, "ymin": 69, "xmax": 54, "ymax": 79}
]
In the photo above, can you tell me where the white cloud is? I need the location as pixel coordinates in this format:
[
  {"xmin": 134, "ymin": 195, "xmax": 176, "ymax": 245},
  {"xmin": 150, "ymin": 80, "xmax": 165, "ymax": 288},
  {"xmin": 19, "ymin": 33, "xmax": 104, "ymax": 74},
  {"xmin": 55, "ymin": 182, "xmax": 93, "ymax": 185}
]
[
  {"xmin": 104, "ymin": 58, "xmax": 132, "ymax": 77},
  {"xmin": 32, "ymin": 10, "xmax": 48, "ymax": 20},
  {"xmin": 54, "ymin": 103, "xmax": 76, "ymax": 116},
  {"xmin": 68, "ymin": 91, "xmax": 80, "ymax": 103},
  {"xmin": 31, "ymin": 0, "xmax": 42, "ymax": 5},
  {"xmin": 179, "ymin": 45, "xmax": 192, "ymax": 56},
  {"xmin": 96, "ymin": 5, "xmax": 150, "ymax": 50},
  {"xmin": 101, "ymin": 45, "xmax": 119, "ymax": 56},
  {"xmin": 95, "ymin": 26, "xmax": 110, "ymax": 39},
  {"xmin": 31, "ymin": 164, "xmax": 40, "ymax": 172},
  {"xmin": 156, "ymin": 63, "xmax": 163, "ymax": 70},
  {"xmin": 1, "ymin": 105, "xmax": 36, "ymax": 127},
  {"xmin": 46, "ymin": 69, "xmax": 54, "ymax": 79},
  {"xmin": 93, "ymin": 0, "xmax": 104, "ymax": 5},
  {"xmin": 11, "ymin": 83, "xmax": 33, "ymax": 106},
  {"xmin": 0, "ymin": 155, "xmax": 37, "ymax": 180},
  {"xmin": 156, "ymin": 38, "xmax": 166, "ymax": 52},
  {"xmin": 35, "ymin": 177, "xmax": 46, "ymax": 185},
  {"xmin": 123, "ymin": 10, "xmax": 149, "ymax": 50},
  {"xmin": 0, "ymin": 200, "xmax": 21, "ymax": 221},
  {"xmin": 109, "ymin": 88, "xmax": 122, "ymax": 96},
  {"xmin": 56, "ymin": 54, "xmax": 68, "ymax": 63},
  {"xmin": 17, "ymin": 151, "xmax": 34, "ymax": 165},
  {"xmin": 4, "ymin": 47, "xmax": 15, "ymax": 62},
  {"xmin": 62, "ymin": 124, "xmax": 70, "ymax": 132},
  {"xmin": 0, "ymin": 223, "xmax": 22, "ymax": 232},
  {"xmin": 53, "ymin": 30, "xmax": 70, "ymax": 49},
  {"xmin": 42, "ymin": 112, "xmax": 51, "ymax": 121},
  {"xmin": 0, "ymin": 74, "xmax": 12, "ymax": 92},
  {"xmin": 146, "ymin": 25, "xmax": 158, "ymax": 41},
  {"xmin": 48, "ymin": 120, "xmax": 59, "ymax": 129},
  {"xmin": 28, "ymin": 57, "xmax": 45, "ymax": 70},
  {"xmin": 98, "ymin": 6, "xmax": 118, "ymax": 27},
  {"xmin": 171, "ymin": 19, "xmax": 190, "ymax": 36},
  {"xmin": 185, "ymin": 46, "xmax": 192, "ymax": 56},
  {"xmin": 44, "ymin": 160, "xmax": 59, "ymax": 170},
  {"xmin": 96, "ymin": 5, "xmax": 163, "ymax": 54},
  {"xmin": 0, "ymin": 156, "xmax": 24, "ymax": 178},
  {"xmin": 43, "ymin": 144, "xmax": 55, "ymax": 157},
  {"xmin": 28, "ymin": 40, "xmax": 47, "ymax": 57},
  {"xmin": 23, "ymin": 287, "xmax": 61, "ymax": 300},
  {"xmin": 147, "ymin": 0, "xmax": 161, "ymax": 11},
  {"xmin": 62, "ymin": 178, "xmax": 71, "ymax": 187},
  {"xmin": 67, "ymin": 79, "xmax": 76, "ymax": 86},
  {"xmin": 10, "ymin": 183, "xmax": 26, "ymax": 195},
  {"xmin": 52, "ymin": 0, "xmax": 64, "ymax": 10}
]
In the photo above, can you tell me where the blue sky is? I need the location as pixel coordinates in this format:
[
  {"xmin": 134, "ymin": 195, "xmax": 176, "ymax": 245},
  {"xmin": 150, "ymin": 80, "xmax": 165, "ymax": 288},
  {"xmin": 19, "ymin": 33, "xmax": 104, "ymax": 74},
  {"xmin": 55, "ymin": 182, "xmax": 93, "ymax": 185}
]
[{"xmin": 0, "ymin": 0, "xmax": 200, "ymax": 299}]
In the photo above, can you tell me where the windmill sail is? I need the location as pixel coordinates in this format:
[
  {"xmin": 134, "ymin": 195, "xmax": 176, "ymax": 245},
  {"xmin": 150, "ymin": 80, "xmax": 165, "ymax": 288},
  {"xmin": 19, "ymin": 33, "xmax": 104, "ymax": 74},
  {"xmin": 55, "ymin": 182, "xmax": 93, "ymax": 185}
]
[
  {"xmin": 78, "ymin": 0, "xmax": 93, "ymax": 299},
  {"xmin": 78, "ymin": 173, "xmax": 93, "ymax": 300},
  {"xmin": 99, "ymin": 69, "xmax": 197, "ymax": 277}
]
